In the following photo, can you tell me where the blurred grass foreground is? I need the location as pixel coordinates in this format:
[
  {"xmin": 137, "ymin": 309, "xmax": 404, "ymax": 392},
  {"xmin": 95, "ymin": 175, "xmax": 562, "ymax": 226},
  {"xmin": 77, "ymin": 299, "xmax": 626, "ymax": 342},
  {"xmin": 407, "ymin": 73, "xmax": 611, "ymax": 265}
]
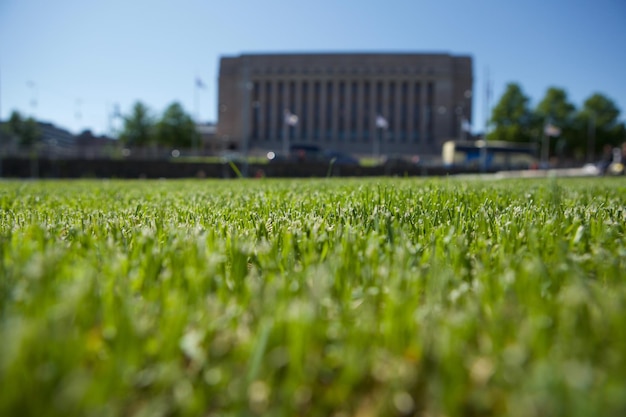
[{"xmin": 1, "ymin": 178, "xmax": 626, "ymax": 417}]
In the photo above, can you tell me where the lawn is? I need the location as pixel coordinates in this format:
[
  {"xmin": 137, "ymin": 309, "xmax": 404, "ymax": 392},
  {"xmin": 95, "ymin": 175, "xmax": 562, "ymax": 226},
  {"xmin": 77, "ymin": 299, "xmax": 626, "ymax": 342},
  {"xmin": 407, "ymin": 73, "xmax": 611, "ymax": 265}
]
[{"xmin": 1, "ymin": 177, "xmax": 625, "ymax": 416}]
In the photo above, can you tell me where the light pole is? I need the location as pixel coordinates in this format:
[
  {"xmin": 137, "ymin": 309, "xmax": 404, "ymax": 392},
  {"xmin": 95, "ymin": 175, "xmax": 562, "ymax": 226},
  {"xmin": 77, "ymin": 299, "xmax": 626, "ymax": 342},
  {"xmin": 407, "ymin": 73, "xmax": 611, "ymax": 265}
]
[
  {"xmin": 374, "ymin": 114, "xmax": 388, "ymax": 159},
  {"xmin": 542, "ymin": 122, "xmax": 561, "ymax": 168},
  {"xmin": 283, "ymin": 109, "xmax": 298, "ymax": 156}
]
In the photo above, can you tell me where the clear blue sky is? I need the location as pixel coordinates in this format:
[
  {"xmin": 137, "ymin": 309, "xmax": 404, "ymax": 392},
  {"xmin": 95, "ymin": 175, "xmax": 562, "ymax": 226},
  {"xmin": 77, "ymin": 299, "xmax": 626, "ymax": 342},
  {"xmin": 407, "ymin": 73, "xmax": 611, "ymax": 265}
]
[{"xmin": 1, "ymin": 0, "xmax": 625, "ymax": 136}]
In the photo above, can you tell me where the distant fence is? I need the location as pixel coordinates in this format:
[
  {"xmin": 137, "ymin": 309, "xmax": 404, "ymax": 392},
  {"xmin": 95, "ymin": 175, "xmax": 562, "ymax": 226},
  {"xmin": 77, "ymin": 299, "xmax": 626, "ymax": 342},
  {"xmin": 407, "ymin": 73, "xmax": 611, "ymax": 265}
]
[{"xmin": 0, "ymin": 157, "xmax": 495, "ymax": 179}]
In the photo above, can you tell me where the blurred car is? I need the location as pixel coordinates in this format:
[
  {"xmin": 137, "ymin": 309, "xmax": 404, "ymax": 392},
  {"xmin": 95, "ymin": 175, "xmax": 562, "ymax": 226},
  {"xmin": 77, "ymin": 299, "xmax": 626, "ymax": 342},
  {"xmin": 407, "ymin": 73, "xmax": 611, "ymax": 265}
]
[
  {"xmin": 607, "ymin": 162, "xmax": 624, "ymax": 176},
  {"xmin": 289, "ymin": 144, "xmax": 326, "ymax": 162},
  {"xmin": 381, "ymin": 154, "xmax": 421, "ymax": 168},
  {"xmin": 322, "ymin": 150, "xmax": 360, "ymax": 166}
]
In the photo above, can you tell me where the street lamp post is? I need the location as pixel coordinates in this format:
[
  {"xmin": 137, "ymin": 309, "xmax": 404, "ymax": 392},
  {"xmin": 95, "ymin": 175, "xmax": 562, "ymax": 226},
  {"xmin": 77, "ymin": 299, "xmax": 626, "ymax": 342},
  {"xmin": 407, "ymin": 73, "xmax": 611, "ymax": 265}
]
[
  {"xmin": 282, "ymin": 109, "xmax": 298, "ymax": 157},
  {"xmin": 194, "ymin": 77, "xmax": 208, "ymax": 156},
  {"xmin": 377, "ymin": 126, "xmax": 382, "ymax": 158},
  {"xmin": 374, "ymin": 115, "xmax": 388, "ymax": 159},
  {"xmin": 542, "ymin": 122, "xmax": 561, "ymax": 168}
]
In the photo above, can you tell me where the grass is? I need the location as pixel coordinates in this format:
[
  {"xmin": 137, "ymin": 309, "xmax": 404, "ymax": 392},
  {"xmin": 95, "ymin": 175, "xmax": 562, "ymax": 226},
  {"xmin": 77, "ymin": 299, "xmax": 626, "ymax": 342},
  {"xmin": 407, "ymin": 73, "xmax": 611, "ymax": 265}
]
[{"xmin": 0, "ymin": 177, "xmax": 625, "ymax": 417}]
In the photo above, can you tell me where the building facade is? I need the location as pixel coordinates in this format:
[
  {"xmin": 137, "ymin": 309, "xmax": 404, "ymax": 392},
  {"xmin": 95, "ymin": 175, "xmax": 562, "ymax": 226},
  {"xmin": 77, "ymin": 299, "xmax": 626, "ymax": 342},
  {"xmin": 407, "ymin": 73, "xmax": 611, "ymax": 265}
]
[{"xmin": 217, "ymin": 53, "xmax": 472, "ymax": 156}]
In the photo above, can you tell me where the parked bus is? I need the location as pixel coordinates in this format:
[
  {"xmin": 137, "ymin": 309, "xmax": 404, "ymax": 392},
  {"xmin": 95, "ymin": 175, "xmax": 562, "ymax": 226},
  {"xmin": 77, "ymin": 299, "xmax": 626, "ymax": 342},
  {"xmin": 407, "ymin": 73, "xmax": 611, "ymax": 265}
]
[{"xmin": 442, "ymin": 140, "xmax": 539, "ymax": 170}]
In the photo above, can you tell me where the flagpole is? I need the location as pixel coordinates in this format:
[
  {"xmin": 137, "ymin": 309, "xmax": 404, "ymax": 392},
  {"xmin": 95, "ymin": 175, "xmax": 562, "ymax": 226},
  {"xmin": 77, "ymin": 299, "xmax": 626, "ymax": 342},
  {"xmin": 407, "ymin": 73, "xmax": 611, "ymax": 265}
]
[
  {"xmin": 373, "ymin": 127, "xmax": 378, "ymax": 158},
  {"xmin": 374, "ymin": 115, "xmax": 387, "ymax": 159}
]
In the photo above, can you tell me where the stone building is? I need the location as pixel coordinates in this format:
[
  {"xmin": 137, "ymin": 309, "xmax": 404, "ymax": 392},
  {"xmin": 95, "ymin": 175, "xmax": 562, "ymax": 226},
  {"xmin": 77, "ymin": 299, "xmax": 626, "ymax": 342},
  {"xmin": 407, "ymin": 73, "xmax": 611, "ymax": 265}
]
[{"xmin": 217, "ymin": 52, "xmax": 472, "ymax": 157}]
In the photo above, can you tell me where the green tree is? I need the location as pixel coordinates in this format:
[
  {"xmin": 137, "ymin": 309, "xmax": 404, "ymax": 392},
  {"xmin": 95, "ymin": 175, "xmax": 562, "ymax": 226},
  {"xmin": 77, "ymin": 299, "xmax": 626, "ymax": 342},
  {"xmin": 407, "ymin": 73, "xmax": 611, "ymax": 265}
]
[
  {"xmin": 5, "ymin": 111, "xmax": 24, "ymax": 138},
  {"xmin": 155, "ymin": 102, "xmax": 198, "ymax": 149},
  {"xmin": 535, "ymin": 87, "xmax": 577, "ymax": 157},
  {"xmin": 570, "ymin": 93, "xmax": 624, "ymax": 158},
  {"xmin": 3, "ymin": 110, "xmax": 41, "ymax": 147},
  {"xmin": 535, "ymin": 87, "xmax": 576, "ymax": 129},
  {"xmin": 21, "ymin": 118, "xmax": 41, "ymax": 147},
  {"xmin": 119, "ymin": 102, "xmax": 155, "ymax": 147},
  {"xmin": 488, "ymin": 83, "xmax": 536, "ymax": 142}
]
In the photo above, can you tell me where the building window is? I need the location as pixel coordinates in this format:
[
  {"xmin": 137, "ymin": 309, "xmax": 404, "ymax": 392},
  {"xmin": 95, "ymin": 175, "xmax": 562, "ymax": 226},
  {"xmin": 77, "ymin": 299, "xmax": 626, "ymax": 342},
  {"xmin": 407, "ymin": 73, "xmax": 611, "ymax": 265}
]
[
  {"xmin": 350, "ymin": 81, "xmax": 358, "ymax": 142},
  {"xmin": 313, "ymin": 81, "xmax": 321, "ymax": 141},
  {"xmin": 376, "ymin": 81, "xmax": 383, "ymax": 115},
  {"xmin": 388, "ymin": 81, "xmax": 395, "ymax": 142},
  {"xmin": 301, "ymin": 82, "xmax": 308, "ymax": 140},
  {"xmin": 427, "ymin": 81, "xmax": 435, "ymax": 143},
  {"xmin": 288, "ymin": 81, "xmax": 296, "ymax": 141},
  {"xmin": 325, "ymin": 81, "xmax": 333, "ymax": 141},
  {"xmin": 276, "ymin": 81, "xmax": 284, "ymax": 140},
  {"xmin": 400, "ymin": 81, "xmax": 408, "ymax": 142},
  {"xmin": 412, "ymin": 82, "xmax": 421, "ymax": 142},
  {"xmin": 251, "ymin": 82, "xmax": 260, "ymax": 140},
  {"xmin": 338, "ymin": 81, "xmax": 345, "ymax": 141},
  {"xmin": 363, "ymin": 81, "xmax": 370, "ymax": 142},
  {"xmin": 264, "ymin": 81, "xmax": 272, "ymax": 141}
]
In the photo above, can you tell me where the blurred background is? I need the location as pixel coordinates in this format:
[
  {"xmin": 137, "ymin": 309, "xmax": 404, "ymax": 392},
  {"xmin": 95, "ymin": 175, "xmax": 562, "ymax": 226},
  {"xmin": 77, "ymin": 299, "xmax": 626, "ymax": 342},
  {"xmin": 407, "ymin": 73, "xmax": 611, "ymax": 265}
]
[{"xmin": 0, "ymin": 0, "xmax": 624, "ymax": 172}]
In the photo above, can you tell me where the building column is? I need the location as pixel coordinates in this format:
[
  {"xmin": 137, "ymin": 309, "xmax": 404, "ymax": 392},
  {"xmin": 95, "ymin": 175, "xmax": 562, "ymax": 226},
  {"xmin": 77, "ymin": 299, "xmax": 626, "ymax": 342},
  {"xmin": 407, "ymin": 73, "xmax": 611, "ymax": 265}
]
[
  {"xmin": 382, "ymin": 79, "xmax": 390, "ymax": 153},
  {"xmin": 281, "ymin": 80, "xmax": 289, "ymax": 152},
  {"xmin": 268, "ymin": 79, "xmax": 277, "ymax": 143},
  {"xmin": 331, "ymin": 80, "xmax": 339, "ymax": 145},
  {"xmin": 394, "ymin": 81, "xmax": 402, "ymax": 145},
  {"xmin": 257, "ymin": 79, "xmax": 266, "ymax": 142},
  {"xmin": 320, "ymin": 78, "xmax": 328, "ymax": 142},
  {"xmin": 373, "ymin": 79, "xmax": 383, "ymax": 148},
  {"xmin": 370, "ymin": 80, "xmax": 377, "ymax": 146},
  {"xmin": 420, "ymin": 79, "xmax": 428, "ymax": 148},
  {"xmin": 345, "ymin": 81, "xmax": 352, "ymax": 144},
  {"xmin": 356, "ymin": 80, "xmax": 365, "ymax": 145},
  {"xmin": 293, "ymin": 79, "xmax": 301, "ymax": 140},
  {"xmin": 433, "ymin": 79, "xmax": 452, "ymax": 147},
  {"xmin": 407, "ymin": 80, "xmax": 415, "ymax": 146},
  {"xmin": 306, "ymin": 79, "xmax": 314, "ymax": 141}
]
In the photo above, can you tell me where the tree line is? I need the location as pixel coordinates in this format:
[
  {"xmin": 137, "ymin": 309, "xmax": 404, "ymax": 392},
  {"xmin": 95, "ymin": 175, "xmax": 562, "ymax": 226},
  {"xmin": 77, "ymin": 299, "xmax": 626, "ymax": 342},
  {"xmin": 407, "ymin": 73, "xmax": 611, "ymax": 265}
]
[
  {"xmin": 1, "ymin": 101, "xmax": 200, "ymax": 150},
  {"xmin": 117, "ymin": 101, "xmax": 199, "ymax": 149},
  {"xmin": 1, "ymin": 111, "xmax": 41, "ymax": 147},
  {"xmin": 488, "ymin": 84, "xmax": 624, "ymax": 159},
  {"xmin": 3, "ymin": 86, "xmax": 624, "ymax": 161}
]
